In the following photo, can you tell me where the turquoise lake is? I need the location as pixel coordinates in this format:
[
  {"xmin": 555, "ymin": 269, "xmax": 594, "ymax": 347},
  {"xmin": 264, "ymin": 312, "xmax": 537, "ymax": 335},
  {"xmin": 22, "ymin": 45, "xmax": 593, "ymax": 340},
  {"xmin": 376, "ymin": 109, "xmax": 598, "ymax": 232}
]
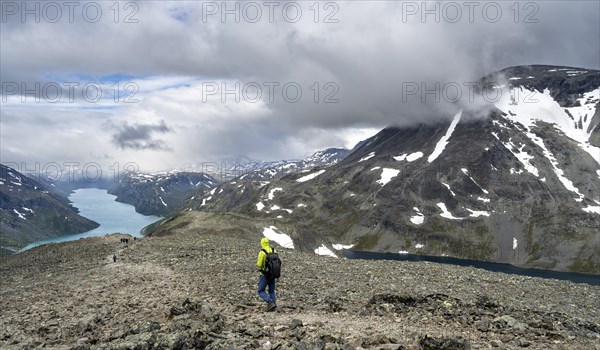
[{"xmin": 19, "ymin": 188, "xmax": 161, "ymax": 252}]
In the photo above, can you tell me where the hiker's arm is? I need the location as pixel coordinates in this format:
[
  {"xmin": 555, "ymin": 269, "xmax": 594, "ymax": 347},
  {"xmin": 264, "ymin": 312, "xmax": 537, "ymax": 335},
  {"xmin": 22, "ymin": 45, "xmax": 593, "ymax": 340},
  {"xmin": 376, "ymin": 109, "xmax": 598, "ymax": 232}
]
[{"xmin": 256, "ymin": 251, "xmax": 265, "ymax": 271}]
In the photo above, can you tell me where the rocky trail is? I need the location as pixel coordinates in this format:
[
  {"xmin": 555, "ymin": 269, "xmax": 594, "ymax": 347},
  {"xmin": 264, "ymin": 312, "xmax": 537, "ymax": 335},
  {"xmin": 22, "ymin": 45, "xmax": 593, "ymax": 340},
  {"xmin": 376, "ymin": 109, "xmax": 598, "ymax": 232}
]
[{"xmin": 1, "ymin": 231, "xmax": 599, "ymax": 349}]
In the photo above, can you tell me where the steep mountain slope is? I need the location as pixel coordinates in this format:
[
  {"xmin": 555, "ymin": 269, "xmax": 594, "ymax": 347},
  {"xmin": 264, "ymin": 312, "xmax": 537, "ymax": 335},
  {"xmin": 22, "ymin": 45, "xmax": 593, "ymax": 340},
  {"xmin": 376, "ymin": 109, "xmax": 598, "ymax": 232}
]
[
  {"xmin": 173, "ymin": 65, "xmax": 600, "ymax": 273},
  {"xmin": 108, "ymin": 171, "xmax": 218, "ymax": 216},
  {"xmin": 0, "ymin": 164, "xmax": 99, "ymax": 254}
]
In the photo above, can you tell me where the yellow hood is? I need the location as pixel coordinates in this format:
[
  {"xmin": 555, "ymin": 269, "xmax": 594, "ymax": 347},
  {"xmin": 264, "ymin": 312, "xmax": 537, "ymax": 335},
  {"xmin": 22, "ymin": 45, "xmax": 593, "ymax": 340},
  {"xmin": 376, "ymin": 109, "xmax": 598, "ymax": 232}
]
[
  {"xmin": 260, "ymin": 238, "xmax": 270, "ymax": 250},
  {"xmin": 257, "ymin": 237, "xmax": 273, "ymax": 272}
]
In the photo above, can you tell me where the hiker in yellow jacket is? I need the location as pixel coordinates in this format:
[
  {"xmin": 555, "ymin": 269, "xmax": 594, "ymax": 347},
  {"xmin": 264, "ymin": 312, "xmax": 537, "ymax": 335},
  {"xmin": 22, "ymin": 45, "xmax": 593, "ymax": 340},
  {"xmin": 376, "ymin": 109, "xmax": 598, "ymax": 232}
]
[{"xmin": 257, "ymin": 237, "xmax": 277, "ymax": 311}]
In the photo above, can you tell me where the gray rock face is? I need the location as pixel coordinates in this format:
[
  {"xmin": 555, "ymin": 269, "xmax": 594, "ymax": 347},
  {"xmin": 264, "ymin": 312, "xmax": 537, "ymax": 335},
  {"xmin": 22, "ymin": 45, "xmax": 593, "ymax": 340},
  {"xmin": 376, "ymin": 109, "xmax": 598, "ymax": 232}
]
[
  {"xmin": 181, "ymin": 66, "xmax": 600, "ymax": 273},
  {"xmin": 108, "ymin": 171, "xmax": 217, "ymax": 216},
  {"xmin": 1, "ymin": 229, "xmax": 599, "ymax": 349},
  {"xmin": 0, "ymin": 164, "xmax": 99, "ymax": 254}
]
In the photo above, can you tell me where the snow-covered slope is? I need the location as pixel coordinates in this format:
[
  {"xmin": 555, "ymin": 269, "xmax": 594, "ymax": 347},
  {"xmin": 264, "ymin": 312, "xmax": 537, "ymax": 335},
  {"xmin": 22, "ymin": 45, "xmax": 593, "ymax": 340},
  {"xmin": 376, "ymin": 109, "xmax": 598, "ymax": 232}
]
[{"xmin": 495, "ymin": 85, "xmax": 599, "ymax": 164}]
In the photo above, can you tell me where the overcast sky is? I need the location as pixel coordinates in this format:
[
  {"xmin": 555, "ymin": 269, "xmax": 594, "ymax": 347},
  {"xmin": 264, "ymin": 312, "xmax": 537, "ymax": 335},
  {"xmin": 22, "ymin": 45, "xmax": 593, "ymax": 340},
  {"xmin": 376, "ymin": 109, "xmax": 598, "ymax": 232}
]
[{"xmin": 1, "ymin": 0, "xmax": 599, "ymax": 173}]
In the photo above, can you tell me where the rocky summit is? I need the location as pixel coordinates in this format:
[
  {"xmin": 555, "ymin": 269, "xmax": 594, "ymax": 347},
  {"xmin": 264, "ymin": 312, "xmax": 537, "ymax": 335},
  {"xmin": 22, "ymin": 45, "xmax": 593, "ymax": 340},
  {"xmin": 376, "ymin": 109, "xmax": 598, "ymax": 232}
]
[{"xmin": 1, "ymin": 216, "xmax": 599, "ymax": 350}]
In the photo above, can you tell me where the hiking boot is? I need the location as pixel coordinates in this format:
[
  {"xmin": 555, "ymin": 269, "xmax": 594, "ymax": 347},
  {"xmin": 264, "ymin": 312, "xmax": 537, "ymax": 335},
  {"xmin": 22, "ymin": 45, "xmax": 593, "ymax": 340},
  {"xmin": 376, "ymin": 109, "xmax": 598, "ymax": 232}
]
[{"xmin": 266, "ymin": 301, "xmax": 277, "ymax": 312}]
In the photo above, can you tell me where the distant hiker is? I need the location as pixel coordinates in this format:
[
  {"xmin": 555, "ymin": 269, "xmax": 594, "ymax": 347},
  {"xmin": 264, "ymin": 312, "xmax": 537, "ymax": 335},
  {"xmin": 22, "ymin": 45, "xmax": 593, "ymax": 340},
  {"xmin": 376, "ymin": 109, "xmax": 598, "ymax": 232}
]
[
  {"xmin": 257, "ymin": 238, "xmax": 281, "ymax": 312},
  {"xmin": 112, "ymin": 254, "xmax": 117, "ymax": 263}
]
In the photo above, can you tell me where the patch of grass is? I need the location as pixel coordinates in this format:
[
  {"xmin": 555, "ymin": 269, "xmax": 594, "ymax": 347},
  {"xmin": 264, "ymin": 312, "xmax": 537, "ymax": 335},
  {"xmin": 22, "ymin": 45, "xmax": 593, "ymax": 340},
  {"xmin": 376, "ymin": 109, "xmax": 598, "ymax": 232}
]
[
  {"xmin": 569, "ymin": 257, "xmax": 597, "ymax": 274},
  {"xmin": 0, "ymin": 235, "xmax": 27, "ymax": 250},
  {"xmin": 568, "ymin": 244, "xmax": 600, "ymax": 274},
  {"xmin": 354, "ymin": 233, "xmax": 382, "ymax": 250},
  {"xmin": 0, "ymin": 247, "xmax": 16, "ymax": 256}
]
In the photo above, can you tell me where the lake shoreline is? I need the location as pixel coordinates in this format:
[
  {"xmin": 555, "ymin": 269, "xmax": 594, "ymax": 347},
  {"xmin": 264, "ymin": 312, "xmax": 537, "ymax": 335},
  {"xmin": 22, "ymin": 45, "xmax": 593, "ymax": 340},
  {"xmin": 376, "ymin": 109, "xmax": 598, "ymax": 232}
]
[
  {"xmin": 342, "ymin": 249, "xmax": 600, "ymax": 286},
  {"xmin": 18, "ymin": 188, "xmax": 161, "ymax": 253}
]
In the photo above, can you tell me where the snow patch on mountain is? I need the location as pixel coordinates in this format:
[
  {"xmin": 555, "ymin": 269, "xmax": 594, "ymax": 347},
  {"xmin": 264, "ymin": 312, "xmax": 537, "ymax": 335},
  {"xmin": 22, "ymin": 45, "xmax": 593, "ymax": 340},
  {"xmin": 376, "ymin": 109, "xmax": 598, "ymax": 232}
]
[
  {"xmin": 428, "ymin": 110, "xmax": 462, "ymax": 163},
  {"xmin": 263, "ymin": 226, "xmax": 294, "ymax": 249},
  {"xmin": 377, "ymin": 168, "xmax": 400, "ymax": 186},
  {"xmin": 201, "ymin": 196, "xmax": 212, "ymax": 207},
  {"xmin": 441, "ymin": 182, "xmax": 456, "ymax": 196},
  {"xmin": 410, "ymin": 207, "xmax": 425, "ymax": 225},
  {"xmin": 359, "ymin": 152, "xmax": 376, "ymax": 162},
  {"xmin": 437, "ymin": 203, "xmax": 463, "ymax": 220},
  {"xmin": 461, "ymin": 168, "xmax": 489, "ymax": 194},
  {"xmin": 582, "ymin": 205, "xmax": 600, "ymax": 214},
  {"xmin": 525, "ymin": 131, "xmax": 584, "ymax": 202},
  {"xmin": 566, "ymin": 89, "xmax": 600, "ymax": 137},
  {"xmin": 406, "ymin": 152, "xmax": 424, "ymax": 162},
  {"xmin": 256, "ymin": 202, "xmax": 265, "ymax": 211},
  {"xmin": 267, "ymin": 187, "xmax": 283, "ymax": 200},
  {"xmin": 332, "ymin": 243, "xmax": 354, "ymax": 250},
  {"xmin": 22, "ymin": 207, "xmax": 34, "ymax": 214},
  {"xmin": 314, "ymin": 245, "xmax": 337, "ymax": 258},
  {"xmin": 466, "ymin": 208, "xmax": 490, "ymax": 217},
  {"xmin": 296, "ymin": 170, "xmax": 326, "ymax": 182},
  {"xmin": 396, "ymin": 152, "xmax": 424, "ymax": 162},
  {"xmin": 500, "ymin": 139, "xmax": 540, "ymax": 177},
  {"xmin": 13, "ymin": 209, "xmax": 26, "ymax": 220},
  {"xmin": 496, "ymin": 86, "xmax": 600, "ymax": 165}
]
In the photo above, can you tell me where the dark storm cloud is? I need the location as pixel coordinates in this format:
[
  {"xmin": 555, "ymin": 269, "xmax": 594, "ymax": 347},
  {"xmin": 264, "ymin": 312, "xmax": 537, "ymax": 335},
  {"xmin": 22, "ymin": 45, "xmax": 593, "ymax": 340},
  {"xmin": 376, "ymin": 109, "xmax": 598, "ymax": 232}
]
[
  {"xmin": 1, "ymin": 1, "xmax": 599, "ymax": 168},
  {"xmin": 111, "ymin": 120, "xmax": 172, "ymax": 151}
]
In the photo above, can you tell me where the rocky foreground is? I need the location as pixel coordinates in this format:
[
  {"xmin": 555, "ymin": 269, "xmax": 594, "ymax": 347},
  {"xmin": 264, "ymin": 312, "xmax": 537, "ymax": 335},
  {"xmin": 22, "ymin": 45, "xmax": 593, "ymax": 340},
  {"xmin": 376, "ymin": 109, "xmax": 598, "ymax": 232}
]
[{"xmin": 1, "ymin": 227, "xmax": 599, "ymax": 349}]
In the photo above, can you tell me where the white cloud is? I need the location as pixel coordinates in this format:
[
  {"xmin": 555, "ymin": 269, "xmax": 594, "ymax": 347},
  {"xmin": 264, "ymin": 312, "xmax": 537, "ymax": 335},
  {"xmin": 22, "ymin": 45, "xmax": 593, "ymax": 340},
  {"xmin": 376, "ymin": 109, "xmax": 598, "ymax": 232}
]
[{"xmin": 1, "ymin": 1, "xmax": 598, "ymax": 170}]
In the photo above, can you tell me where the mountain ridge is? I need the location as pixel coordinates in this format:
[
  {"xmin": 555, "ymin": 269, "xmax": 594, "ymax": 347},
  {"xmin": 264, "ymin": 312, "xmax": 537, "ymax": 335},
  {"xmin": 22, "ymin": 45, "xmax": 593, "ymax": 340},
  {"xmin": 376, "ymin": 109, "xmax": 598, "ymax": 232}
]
[
  {"xmin": 150, "ymin": 65, "xmax": 600, "ymax": 274},
  {"xmin": 0, "ymin": 164, "xmax": 100, "ymax": 254}
]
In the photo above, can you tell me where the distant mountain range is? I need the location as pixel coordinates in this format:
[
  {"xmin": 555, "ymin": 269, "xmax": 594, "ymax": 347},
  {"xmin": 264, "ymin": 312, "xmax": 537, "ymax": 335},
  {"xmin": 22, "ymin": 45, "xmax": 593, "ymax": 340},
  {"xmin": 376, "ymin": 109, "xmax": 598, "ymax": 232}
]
[
  {"xmin": 180, "ymin": 148, "xmax": 351, "ymax": 182},
  {"xmin": 148, "ymin": 65, "xmax": 599, "ymax": 273},
  {"xmin": 106, "ymin": 148, "xmax": 352, "ymax": 216},
  {"xmin": 107, "ymin": 171, "xmax": 218, "ymax": 216}
]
